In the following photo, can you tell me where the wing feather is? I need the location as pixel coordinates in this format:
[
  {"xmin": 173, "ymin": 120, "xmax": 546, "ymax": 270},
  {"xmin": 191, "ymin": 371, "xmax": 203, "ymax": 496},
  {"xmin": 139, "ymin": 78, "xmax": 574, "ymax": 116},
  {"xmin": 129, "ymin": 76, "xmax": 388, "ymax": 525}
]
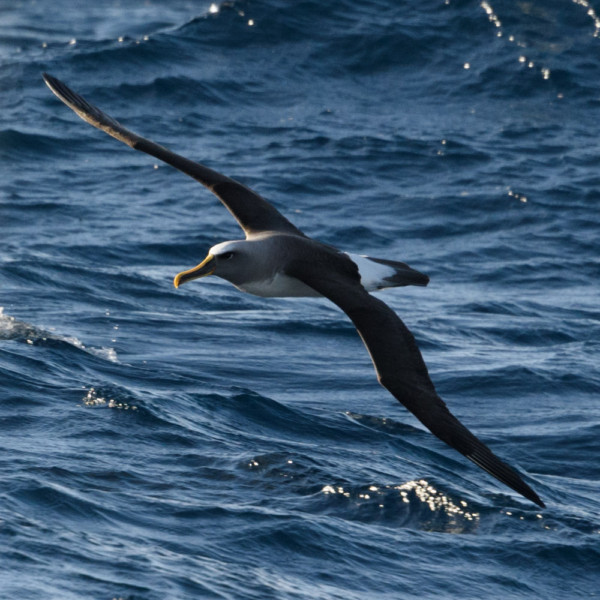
[
  {"xmin": 288, "ymin": 254, "xmax": 545, "ymax": 507},
  {"xmin": 42, "ymin": 73, "xmax": 304, "ymax": 237}
]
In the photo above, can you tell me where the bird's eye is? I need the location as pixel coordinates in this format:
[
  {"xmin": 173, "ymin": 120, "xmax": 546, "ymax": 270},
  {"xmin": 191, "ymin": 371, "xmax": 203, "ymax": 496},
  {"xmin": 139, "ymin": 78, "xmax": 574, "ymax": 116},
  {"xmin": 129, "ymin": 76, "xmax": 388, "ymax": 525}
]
[{"xmin": 221, "ymin": 252, "xmax": 234, "ymax": 260}]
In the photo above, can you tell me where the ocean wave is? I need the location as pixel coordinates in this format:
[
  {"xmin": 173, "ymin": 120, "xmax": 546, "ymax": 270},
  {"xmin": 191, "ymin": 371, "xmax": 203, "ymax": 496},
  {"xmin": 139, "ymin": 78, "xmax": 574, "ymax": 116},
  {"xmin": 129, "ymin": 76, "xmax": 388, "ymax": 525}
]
[
  {"xmin": 0, "ymin": 307, "xmax": 118, "ymax": 363},
  {"xmin": 2, "ymin": 0, "xmax": 600, "ymax": 598}
]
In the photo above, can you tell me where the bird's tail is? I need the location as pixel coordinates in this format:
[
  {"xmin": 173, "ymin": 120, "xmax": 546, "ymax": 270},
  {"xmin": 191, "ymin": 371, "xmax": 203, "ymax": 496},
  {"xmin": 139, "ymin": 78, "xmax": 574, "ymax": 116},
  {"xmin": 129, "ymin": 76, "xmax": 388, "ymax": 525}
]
[{"xmin": 369, "ymin": 256, "xmax": 430, "ymax": 288}]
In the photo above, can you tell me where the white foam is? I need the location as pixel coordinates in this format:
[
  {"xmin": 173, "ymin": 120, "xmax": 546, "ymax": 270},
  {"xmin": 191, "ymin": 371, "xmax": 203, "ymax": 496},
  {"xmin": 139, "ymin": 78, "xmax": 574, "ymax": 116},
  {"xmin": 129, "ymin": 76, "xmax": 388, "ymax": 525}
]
[
  {"xmin": 64, "ymin": 336, "xmax": 119, "ymax": 363},
  {"xmin": 0, "ymin": 306, "xmax": 39, "ymax": 340},
  {"xmin": 82, "ymin": 387, "xmax": 137, "ymax": 410},
  {"xmin": 0, "ymin": 307, "xmax": 118, "ymax": 362}
]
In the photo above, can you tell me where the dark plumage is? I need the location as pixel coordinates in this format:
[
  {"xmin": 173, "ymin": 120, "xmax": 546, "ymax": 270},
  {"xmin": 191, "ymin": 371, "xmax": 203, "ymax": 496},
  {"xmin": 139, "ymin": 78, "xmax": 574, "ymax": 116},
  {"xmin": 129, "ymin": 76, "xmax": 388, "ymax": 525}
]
[{"xmin": 43, "ymin": 73, "xmax": 545, "ymax": 508}]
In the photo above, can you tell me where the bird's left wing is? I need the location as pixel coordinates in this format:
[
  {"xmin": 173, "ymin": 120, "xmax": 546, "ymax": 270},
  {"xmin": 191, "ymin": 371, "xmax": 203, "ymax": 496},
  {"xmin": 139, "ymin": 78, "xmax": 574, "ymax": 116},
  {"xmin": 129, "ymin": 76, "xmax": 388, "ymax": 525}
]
[
  {"xmin": 287, "ymin": 254, "xmax": 545, "ymax": 507},
  {"xmin": 42, "ymin": 73, "xmax": 304, "ymax": 238}
]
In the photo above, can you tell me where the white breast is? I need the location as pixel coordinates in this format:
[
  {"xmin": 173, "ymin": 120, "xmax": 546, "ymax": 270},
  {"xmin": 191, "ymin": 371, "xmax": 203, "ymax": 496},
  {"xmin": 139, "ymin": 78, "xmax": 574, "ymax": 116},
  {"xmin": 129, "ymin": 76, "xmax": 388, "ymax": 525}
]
[
  {"xmin": 345, "ymin": 253, "xmax": 396, "ymax": 291},
  {"xmin": 237, "ymin": 273, "xmax": 322, "ymax": 298}
]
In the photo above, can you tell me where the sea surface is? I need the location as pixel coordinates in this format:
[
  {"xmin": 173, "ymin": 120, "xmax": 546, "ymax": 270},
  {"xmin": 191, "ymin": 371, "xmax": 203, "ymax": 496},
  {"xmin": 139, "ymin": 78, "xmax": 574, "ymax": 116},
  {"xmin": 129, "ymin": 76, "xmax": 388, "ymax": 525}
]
[{"xmin": 1, "ymin": 0, "xmax": 599, "ymax": 598}]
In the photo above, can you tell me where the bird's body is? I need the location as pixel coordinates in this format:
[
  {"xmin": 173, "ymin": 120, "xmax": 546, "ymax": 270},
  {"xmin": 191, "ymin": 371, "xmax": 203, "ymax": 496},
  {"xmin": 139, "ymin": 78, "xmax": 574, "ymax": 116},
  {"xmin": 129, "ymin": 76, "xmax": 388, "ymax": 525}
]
[
  {"xmin": 43, "ymin": 73, "xmax": 546, "ymax": 508},
  {"xmin": 182, "ymin": 235, "xmax": 429, "ymax": 298},
  {"xmin": 206, "ymin": 236, "xmax": 326, "ymax": 298}
]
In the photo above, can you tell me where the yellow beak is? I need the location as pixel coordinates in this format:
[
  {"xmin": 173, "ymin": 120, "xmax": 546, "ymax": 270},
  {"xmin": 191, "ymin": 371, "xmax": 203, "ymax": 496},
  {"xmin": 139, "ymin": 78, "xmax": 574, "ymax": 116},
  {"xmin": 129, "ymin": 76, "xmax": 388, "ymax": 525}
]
[{"xmin": 173, "ymin": 254, "xmax": 216, "ymax": 288}]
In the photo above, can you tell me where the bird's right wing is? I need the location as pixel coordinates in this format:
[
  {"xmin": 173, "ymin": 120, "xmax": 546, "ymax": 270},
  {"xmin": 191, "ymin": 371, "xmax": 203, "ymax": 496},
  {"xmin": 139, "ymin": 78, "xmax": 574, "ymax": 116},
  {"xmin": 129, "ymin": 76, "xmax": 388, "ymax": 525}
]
[
  {"xmin": 42, "ymin": 73, "xmax": 304, "ymax": 238},
  {"xmin": 287, "ymin": 253, "xmax": 545, "ymax": 507}
]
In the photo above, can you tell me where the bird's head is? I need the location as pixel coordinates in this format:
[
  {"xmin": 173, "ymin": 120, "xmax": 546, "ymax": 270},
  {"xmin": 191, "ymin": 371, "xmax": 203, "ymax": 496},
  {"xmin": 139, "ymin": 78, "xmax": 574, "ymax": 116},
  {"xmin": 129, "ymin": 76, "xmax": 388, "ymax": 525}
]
[{"xmin": 173, "ymin": 240, "xmax": 254, "ymax": 289}]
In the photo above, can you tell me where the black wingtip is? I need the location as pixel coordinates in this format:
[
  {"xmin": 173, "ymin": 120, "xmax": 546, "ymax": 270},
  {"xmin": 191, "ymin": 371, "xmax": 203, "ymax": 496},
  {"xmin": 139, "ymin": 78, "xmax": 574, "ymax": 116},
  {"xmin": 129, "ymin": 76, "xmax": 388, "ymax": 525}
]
[
  {"xmin": 43, "ymin": 72, "xmax": 82, "ymax": 108},
  {"xmin": 43, "ymin": 72, "xmax": 77, "ymax": 108},
  {"xmin": 42, "ymin": 72, "xmax": 60, "ymax": 91},
  {"xmin": 527, "ymin": 486, "xmax": 546, "ymax": 509},
  {"xmin": 466, "ymin": 446, "xmax": 545, "ymax": 508},
  {"xmin": 519, "ymin": 483, "xmax": 545, "ymax": 508}
]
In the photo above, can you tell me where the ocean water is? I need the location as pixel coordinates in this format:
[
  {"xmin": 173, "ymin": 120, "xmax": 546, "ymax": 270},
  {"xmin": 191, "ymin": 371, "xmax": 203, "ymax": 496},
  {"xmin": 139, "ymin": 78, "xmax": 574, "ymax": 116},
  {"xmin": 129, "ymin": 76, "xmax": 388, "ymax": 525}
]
[{"xmin": 1, "ymin": 0, "xmax": 600, "ymax": 598}]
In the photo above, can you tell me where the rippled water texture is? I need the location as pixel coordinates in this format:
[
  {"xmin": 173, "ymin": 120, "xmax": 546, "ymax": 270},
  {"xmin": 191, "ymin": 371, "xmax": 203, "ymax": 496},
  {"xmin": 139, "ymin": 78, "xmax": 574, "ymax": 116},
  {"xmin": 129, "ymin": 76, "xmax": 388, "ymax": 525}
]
[{"xmin": 1, "ymin": 1, "xmax": 599, "ymax": 598}]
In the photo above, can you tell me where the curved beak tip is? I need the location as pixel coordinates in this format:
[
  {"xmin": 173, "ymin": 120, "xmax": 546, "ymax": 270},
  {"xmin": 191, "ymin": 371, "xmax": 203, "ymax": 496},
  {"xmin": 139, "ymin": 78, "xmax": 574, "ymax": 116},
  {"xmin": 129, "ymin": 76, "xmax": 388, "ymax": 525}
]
[{"xmin": 173, "ymin": 254, "xmax": 215, "ymax": 289}]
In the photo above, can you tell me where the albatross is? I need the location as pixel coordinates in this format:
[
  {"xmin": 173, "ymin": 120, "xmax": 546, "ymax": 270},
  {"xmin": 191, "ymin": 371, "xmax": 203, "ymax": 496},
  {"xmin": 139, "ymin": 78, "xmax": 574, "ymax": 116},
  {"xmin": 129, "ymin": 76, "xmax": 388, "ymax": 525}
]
[{"xmin": 43, "ymin": 73, "xmax": 545, "ymax": 508}]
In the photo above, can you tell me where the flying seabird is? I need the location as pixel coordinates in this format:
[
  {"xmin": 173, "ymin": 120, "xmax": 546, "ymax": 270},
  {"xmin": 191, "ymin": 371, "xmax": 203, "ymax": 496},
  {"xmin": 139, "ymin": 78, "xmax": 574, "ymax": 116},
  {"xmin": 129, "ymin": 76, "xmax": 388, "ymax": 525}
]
[{"xmin": 43, "ymin": 73, "xmax": 545, "ymax": 508}]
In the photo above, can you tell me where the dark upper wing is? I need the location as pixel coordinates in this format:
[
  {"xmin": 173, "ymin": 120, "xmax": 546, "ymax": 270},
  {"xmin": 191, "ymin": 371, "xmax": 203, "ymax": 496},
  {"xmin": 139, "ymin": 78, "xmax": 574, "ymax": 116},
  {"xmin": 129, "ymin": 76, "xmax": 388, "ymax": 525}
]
[
  {"xmin": 42, "ymin": 73, "xmax": 304, "ymax": 238},
  {"xmin": 287, "ymin": 253, "xmax": 545, "ymax": 507}
]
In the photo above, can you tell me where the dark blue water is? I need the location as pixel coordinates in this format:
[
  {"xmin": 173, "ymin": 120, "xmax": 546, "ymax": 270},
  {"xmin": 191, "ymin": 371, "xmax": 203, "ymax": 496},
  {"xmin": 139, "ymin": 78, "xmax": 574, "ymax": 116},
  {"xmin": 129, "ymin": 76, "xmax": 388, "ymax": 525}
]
[{"xmin": 2, "ymin": 1, "xmax": 600, "ymax": 598}]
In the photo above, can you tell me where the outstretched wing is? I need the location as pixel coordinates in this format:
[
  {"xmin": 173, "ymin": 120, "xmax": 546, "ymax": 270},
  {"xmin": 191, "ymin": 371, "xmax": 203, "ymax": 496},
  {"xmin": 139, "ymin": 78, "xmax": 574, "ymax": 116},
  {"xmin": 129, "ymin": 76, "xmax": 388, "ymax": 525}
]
[
  {"xmin": 42, "ymin": 73, "xmax": 304, "ymax": 238},
  {"xmin": 287, "ymin": 253, "xmax": 545, "ymax": 507}
]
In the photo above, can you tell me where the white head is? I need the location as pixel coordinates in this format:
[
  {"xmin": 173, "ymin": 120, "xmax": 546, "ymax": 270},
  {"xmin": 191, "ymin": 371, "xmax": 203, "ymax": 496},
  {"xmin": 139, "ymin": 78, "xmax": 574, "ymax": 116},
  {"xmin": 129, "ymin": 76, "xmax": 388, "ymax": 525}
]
[{"xmin": 173, "ymin": 239, "xmax": 267, "ymax": 289}]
